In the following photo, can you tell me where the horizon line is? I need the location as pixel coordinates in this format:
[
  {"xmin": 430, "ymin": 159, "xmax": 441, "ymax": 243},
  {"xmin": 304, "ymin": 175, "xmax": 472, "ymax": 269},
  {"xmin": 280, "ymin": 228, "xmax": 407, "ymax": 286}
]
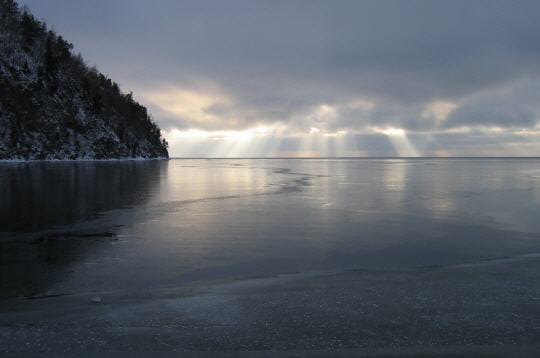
[{"xmin": 170, "ymin": 156, "xmax": 540, "ymax": 160}]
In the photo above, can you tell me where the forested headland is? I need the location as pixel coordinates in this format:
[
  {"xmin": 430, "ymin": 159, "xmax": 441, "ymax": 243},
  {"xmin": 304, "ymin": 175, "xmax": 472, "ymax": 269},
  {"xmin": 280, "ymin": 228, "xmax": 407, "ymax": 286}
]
[{"xmin": 0, "ymin": 0, "xmax": 169, "ymax": 160}]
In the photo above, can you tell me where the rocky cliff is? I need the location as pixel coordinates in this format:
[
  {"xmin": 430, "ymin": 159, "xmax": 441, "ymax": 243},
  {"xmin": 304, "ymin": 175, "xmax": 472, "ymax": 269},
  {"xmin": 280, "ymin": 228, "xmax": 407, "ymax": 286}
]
[{"xmin": 0, "ymin": 0, "xmax": 169, "ymax": 160}]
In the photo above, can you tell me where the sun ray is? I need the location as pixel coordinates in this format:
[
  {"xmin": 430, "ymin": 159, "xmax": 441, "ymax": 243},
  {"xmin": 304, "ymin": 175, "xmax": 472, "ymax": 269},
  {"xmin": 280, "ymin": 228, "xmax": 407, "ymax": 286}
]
[{"xmin": 375, "ymin": 128, "xmax": 420, "ymax": 157}]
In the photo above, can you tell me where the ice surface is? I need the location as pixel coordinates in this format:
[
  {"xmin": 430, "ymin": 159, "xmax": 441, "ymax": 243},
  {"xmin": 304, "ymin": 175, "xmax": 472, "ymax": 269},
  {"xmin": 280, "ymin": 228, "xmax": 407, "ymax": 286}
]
[{"xmin": 1, "ymin": 158, "xmax": 540, "ymax": 353}]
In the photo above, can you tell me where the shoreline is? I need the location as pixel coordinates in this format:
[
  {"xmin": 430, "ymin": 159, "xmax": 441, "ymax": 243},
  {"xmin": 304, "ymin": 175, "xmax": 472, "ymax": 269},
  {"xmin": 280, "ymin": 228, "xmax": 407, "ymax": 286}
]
[
  {"xmin": 3, "ymin": 157, "xmax": 540, "ymax": 163},
  {"xmin": 0, "ymin": 157, "xmax": 169, "ymax": 163}
]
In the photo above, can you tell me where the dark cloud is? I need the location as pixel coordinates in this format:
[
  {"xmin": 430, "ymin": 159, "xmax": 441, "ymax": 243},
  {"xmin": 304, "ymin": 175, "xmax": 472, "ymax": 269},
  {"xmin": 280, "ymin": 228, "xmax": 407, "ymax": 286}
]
[
  {"xmin": 445, "ymin": 81, "xmax": 540, "ymax": 128},
  {"xmin": 445, "ymin": 100, "xmax": 537, "ymax": 129}
]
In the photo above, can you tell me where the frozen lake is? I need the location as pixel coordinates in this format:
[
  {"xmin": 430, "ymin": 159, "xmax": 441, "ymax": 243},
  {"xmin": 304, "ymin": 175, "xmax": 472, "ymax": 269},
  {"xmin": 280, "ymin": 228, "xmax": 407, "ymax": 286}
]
[{"xmin": 1, "ymin": 158, "xmax": 540, "ymax": 353}]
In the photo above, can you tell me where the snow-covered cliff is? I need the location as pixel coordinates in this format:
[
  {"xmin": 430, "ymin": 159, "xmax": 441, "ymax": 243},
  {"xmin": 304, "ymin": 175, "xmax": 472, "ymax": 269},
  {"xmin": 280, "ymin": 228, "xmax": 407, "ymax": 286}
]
[{"xmin": 0, "ymin": 0, "xmax": 169, "ymax": 160}]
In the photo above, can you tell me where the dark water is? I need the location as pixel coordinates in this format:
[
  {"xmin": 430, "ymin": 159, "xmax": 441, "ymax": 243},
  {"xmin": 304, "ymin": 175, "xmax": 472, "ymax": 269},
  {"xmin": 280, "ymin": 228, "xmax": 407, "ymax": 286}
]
[{"xmin": 2, "ymin": 158, "xmax": 540, "ymax": 299}]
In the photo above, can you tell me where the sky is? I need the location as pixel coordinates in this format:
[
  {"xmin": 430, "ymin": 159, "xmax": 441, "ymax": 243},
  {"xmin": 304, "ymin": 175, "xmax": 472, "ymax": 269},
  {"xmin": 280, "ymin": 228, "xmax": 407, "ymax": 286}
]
[{"xmin": 21, "ymin": 0, "xmax": 540, "ymax": 157}]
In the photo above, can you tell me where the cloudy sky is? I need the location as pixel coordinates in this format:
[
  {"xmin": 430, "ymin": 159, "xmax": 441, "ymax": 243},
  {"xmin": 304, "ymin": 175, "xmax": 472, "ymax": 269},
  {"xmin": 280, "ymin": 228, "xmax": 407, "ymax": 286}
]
[{"xmin": 22, "ymin": 0, "xmax": 540, "ymax": 157}]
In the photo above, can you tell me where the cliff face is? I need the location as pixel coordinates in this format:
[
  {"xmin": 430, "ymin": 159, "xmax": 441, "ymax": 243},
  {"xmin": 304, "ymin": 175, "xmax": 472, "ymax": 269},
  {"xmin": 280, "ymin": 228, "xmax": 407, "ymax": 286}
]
[{"xmin": 0, "ymin": 0, "xmax": 169, "ymax": 160}]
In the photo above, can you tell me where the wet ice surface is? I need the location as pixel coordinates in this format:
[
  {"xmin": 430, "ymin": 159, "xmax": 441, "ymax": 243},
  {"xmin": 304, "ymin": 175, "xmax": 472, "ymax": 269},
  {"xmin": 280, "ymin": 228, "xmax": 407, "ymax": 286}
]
[{"xmin": 1, "ymin": 158, "xmax": 540, "ymax": 354}]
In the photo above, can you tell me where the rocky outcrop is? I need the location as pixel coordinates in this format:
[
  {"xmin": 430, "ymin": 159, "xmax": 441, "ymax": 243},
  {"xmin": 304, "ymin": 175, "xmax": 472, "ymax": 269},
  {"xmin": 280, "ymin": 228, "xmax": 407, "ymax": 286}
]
[{"xmin": 0, "ymin": 0, "xmax": 168, "ymax": 160}]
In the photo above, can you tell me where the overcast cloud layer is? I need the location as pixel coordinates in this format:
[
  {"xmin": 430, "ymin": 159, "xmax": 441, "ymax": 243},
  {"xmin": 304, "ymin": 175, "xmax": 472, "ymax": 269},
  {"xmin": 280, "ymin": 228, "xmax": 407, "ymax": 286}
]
[{"xmin": 21, "ymin": 0, "xmax": 540, "ymax": 156}]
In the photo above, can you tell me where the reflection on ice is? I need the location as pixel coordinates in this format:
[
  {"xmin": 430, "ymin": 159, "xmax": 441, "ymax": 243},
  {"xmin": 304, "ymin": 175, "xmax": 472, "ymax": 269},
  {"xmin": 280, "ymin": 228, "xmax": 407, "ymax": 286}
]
[{"xmin": 2, "ymin": 159, "xmax": 540, "ymax": 300}]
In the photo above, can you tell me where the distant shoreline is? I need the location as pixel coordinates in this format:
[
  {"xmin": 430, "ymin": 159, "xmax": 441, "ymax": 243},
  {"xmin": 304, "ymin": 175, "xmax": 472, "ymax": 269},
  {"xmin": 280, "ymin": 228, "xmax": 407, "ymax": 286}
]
[
  {"xmin": 2, "ymin": 157, "xmax": 540, "ymax": 163},
  {"xmin": 0, "ymin": 157, "xmax": 169, "ymax": 163},
  {"xmin": 168, "ymin": 156, "xmax": 540, "ymax": 160}
]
